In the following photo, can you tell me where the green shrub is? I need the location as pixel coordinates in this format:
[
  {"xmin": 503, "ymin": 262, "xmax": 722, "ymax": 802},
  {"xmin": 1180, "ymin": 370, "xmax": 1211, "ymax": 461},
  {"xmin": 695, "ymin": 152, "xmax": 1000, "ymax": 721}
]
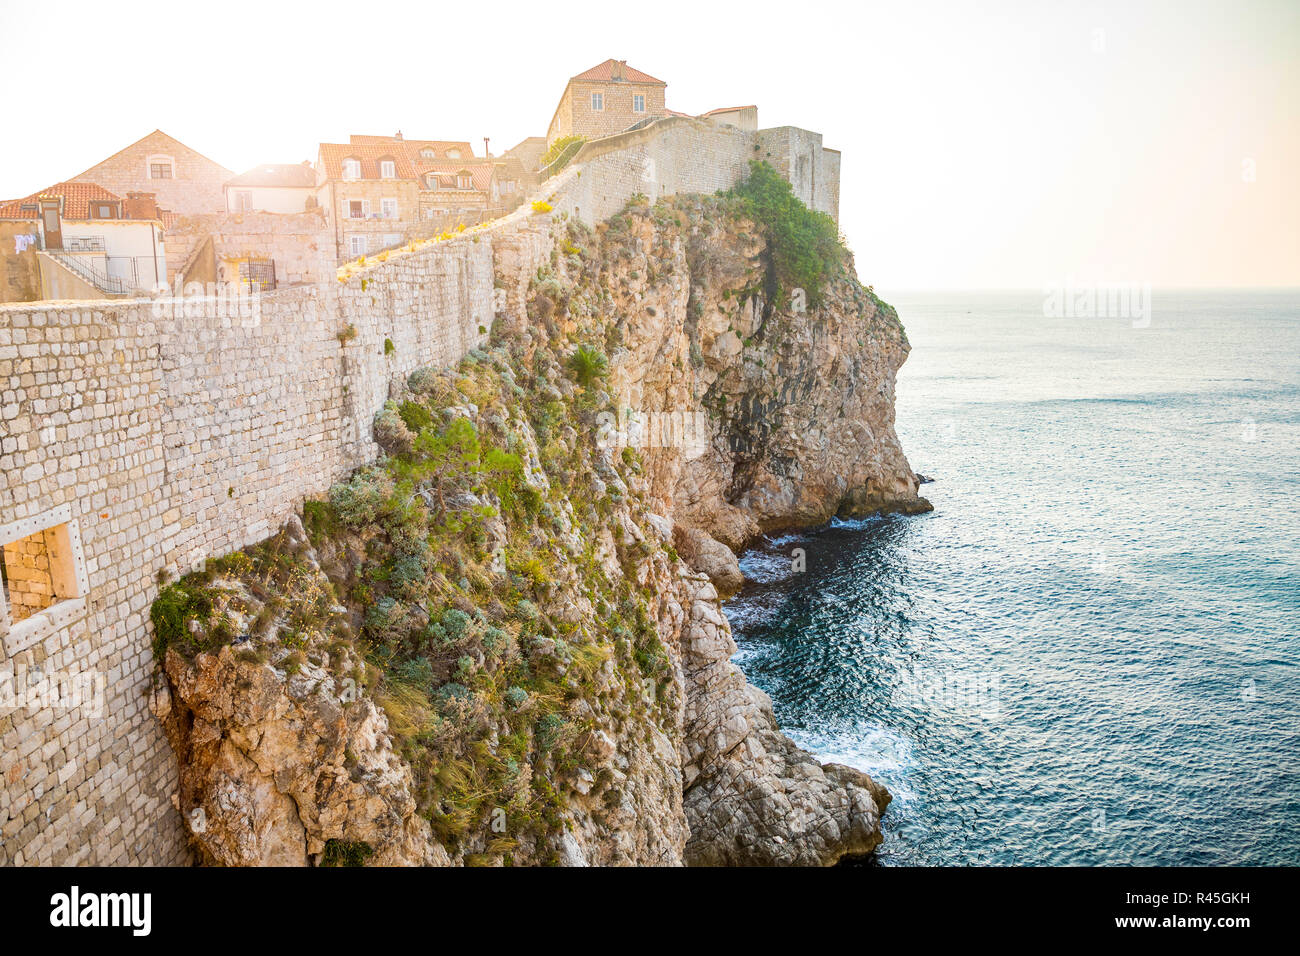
[
  {"xmin": 321, "ymin": 839, "xmax": 374, "ymax": 867},
  {"xmin": 398, "ymin": 400, "xmax": 435, "ymax": 433},
  {"xmin": 730, "ymin": 160, "xmax": 845, "ymax": 310},
  {"xmin": 567, "ymin": 344, "xmax": 608, "ymax": 389},
  {"xmin": 329, "ymin": 468, "xmax": 392, "ymax": 527},
  {"xmin": 302, "ymin": 500, "xmax": 339, "ymax": 541},
  {"xmin": 150, "ymin": 581, "xmax": 212, "ymax": 658}
]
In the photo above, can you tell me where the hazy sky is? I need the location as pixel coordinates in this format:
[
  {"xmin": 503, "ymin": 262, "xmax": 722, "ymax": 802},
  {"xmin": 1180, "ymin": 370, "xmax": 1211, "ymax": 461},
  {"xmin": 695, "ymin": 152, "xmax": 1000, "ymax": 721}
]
[{"xmin": 1, "ymin": 0, "xmax": 1294, "ymax": 290}]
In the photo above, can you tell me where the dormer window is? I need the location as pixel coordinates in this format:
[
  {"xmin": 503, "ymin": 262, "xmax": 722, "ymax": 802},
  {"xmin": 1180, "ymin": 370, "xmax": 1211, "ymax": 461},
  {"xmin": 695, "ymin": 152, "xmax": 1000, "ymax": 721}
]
[
  {"xmin": 457, "ymin": 172, "xmax": 472, "ymax": 190},
  {"xmin": 591, "ymin": 92, "xmax": 604, "ymax": 111},
  {"xmin": 380, "ymin": 159, "xmax": 396, "ymax": 179},
  {"xmin": 447, "ymin": 148, "xmax": 461, "ymax": 160},
  {"xmin": 426, "ymin": 174, "xmax": 438, "ymax": 189},
  {"xmin": 421, "ymin": 148, "xmax": 437, "ymax": 159},
  {"xmin": 342, "ymin": 158, "xmax": 361, "ymax": 180}
]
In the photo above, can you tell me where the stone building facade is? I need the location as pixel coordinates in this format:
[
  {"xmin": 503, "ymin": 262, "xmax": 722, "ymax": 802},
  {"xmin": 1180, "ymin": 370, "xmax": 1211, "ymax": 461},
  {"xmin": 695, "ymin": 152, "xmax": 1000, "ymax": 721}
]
[
  {"xmin": 316, "ymin": 143, "xmax": 421, "ymax": 260},
  {"xmin": 546, "ymin": 59, "xmax": 668, "ymax": 146},
  {"xmin": 69, "ymin": 130, "xmax": 234, "ymax": 219}
]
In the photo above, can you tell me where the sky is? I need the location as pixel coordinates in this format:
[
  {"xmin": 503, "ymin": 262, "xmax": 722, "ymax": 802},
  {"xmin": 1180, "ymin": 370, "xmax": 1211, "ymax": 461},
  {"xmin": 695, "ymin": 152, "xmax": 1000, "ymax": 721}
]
[{"xmin": 1, "ymin": 0, "xmax": 1295, "ymax": 291}]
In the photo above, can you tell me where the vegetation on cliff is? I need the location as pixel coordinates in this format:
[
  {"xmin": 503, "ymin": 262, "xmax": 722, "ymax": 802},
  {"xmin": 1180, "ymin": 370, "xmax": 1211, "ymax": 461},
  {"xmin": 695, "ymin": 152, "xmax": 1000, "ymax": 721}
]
[
  {"xmin": 150, "ymin": 180, "xmax": 912, "ymax": 865},
  {"xmin": 728, "ymin": 160, "xmax": 846, "ymax": 310},
  {"xmin": 152, "ymin": 226, "xmax": 687, "ymax": 862}
]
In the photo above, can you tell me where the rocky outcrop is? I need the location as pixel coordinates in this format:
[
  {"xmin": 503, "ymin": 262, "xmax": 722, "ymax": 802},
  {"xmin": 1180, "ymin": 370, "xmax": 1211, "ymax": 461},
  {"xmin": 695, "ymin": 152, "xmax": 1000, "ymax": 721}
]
[
  {"xmin": 150, "ymin": 602, "xmax": 441, "ymax": 866},
  {"xmin": 152, "ymin": 189, "xmax": 922, "ymax": 867},
  {"xmin": 677, "ymin": 571, "xmax": 890, "ymax": 864},
  {"xmin": 585, "ymin": 196, "xmax": 930, "ymax": 552}
]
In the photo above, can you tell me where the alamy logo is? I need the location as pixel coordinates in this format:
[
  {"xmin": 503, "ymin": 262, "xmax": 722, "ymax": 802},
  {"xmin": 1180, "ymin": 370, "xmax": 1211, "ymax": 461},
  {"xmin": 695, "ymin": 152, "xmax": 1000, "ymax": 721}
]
[
  {"xmin": 1042, "ymin": 278, "xmax": 1152, "ymax": 328},
  {"xmin": 49, "ymin": 886, "xmax": 151, "ymax": 936}
]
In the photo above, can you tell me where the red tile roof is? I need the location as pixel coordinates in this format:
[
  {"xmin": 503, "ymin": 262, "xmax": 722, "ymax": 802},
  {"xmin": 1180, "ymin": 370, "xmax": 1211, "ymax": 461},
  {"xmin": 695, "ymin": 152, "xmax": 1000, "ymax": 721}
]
[
  {"xmin": 415, "ymin": 161, "xmax": 495, "ymax": 192},
  {"xmin": 350, "ymin": 134, "xmax": 476, "ymax": 161},
  {"xmin": 317, "ymin": 143, "xmax": 416, "ymax": 181},
  {"xmin": 571, "ymin": 59, "xmax": 666, "ymax": 85},
  {"xmin": 0, "ymin": 181, "xmax": 123, "ymax": 220}
]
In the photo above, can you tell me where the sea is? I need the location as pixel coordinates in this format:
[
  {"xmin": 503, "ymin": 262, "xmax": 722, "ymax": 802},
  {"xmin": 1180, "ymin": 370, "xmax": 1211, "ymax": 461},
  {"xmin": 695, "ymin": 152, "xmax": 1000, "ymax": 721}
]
[{"xmin": 724, "ymin": 289, "xmax": 1300, "ymax": 865}]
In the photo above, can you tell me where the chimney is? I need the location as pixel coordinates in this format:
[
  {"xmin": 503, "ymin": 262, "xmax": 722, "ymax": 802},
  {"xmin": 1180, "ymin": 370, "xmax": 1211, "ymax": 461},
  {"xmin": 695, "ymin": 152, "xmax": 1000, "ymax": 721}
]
[
  {"xmin": 124, "ymin": 191, "xmax": 161, "ymax": 221},
  {"xmin": 483, "ymin": 137, "xmax": 491, "ymax": 158},
  {"xmin": 395, "ymin": 130, "xmax": 404, "ymax": 140},
  {"xmin": 613, "ymin": 59, "xmax": 625, "ymax": 82}
]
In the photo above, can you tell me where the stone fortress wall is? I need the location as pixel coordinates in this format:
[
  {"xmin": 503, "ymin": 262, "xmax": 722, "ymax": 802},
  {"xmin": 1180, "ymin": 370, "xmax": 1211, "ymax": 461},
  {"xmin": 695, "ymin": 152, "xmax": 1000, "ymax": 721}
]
[{"xmin": 0, "ymin": 116, "xmax": 839, "ymax": 865}]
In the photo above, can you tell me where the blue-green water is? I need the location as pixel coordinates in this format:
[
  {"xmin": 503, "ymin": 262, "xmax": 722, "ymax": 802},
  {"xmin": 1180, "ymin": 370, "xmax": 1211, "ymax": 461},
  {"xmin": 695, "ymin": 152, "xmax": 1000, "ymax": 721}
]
[{"xmin": 724, "ymin": 290, "xmax": 1300, "ymax": 865}]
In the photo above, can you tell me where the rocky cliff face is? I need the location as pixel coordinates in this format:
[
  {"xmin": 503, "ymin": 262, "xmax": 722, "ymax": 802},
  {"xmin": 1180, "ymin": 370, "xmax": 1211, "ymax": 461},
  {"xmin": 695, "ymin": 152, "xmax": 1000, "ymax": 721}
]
[{"xmin": 151, "ymin": 188, "xmax": 925, "ymax": 866}]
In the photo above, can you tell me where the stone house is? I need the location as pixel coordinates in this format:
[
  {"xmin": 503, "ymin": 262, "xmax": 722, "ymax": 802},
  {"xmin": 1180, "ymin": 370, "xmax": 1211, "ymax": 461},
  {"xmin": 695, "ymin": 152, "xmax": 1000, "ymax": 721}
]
[
  {"xmin": 224, "ymin": 162, "xmax": 318, "ymax": 214},
  {"xmin": 546, "ymin": 59, "xmax": 668, "ymax": 146},
  {"xmin": 316, "ymin": 142, "xmax": 420, "ymax": 260},
  {"xmin": 414, "ymin": 161, "xmax": 501, "ymax": 221},
  {"xmin": 344, "ymin": 134, "xmax": 515, "ymax": 227},
  {"xmin": 69, "ymin": 130, "xmax": 234, "ymax": 219}
]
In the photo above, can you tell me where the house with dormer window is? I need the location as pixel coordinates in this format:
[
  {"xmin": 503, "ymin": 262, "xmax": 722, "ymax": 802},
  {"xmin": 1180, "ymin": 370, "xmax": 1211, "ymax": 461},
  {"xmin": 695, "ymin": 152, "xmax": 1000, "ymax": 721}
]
[
  {"xmin": 316, "ymin": 142, "xmax": 419, "ymax": 260},
  {"xmin": 0, "ymin": 181, "xmax": 167, "ymax": 300},
  {"xmin": 344, "ymin": 133, "xmax": 510, "ymax": 223}
]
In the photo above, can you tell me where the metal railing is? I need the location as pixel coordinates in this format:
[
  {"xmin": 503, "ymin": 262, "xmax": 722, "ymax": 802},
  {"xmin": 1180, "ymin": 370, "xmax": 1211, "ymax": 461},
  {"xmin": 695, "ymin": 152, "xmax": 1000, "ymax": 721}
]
[
  {"xmin": 538, "ymin": 139, "xmax": 585, "ymax": 181},
  {"xmin": 45, "ymin": 251, "xmax": 127, "ymax": 295}
]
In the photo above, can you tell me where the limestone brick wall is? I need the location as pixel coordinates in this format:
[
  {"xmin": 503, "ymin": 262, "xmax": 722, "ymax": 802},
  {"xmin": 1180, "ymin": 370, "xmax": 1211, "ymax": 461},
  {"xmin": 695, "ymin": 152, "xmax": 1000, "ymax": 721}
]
[
  {"xmin": 166, "ymin": 210, "xmax": 333, "ymax": 288},
  {"xmin": 0, "ymin": 232, "xmax": 491, "ymax": 865},
  {"xmin": 2, "ymin": 530, "xmax": 55, "ymax": 621},
  {"xmin": 0, "ymin": 306, "xmax": 188, "ymax": 865}
]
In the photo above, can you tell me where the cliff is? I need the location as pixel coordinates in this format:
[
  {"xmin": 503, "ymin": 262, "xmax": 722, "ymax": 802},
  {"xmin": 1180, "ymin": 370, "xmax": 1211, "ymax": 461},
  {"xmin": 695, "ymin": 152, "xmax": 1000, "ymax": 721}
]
[{"xmin": 149, "ymin": 180, "xmax": 927, "ymax": 866}]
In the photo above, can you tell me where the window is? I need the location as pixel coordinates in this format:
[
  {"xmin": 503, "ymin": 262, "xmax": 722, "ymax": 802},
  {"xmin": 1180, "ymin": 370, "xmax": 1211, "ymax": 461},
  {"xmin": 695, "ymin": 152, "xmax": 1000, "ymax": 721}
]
[
  {"xmin": 591, "ymin": 92, "xmax": 604, "ymax": 111},
  {"xmin": 348, "ymin": 199, "xmax": 370, "ymax": 219},
  {"xmin": 342, "ymin": 158, "xmax": 361, "ymax": 180},
  {"xmin": 447, "ymin": 148, "xmax": 461, "ymax": 159},
  {"xmin": 633, "ymin": 94, "xmax": 645, "ymax": 113},
  {"xmin": 421, "ymin": 148, "xmax": 437, "ymax": 159},
  {"xmin": 235, "ymin": 190, "xmax": 253, "ymax": 212},
  {"xmin": 457, "ymin": 173, "xmax": 472, "ymax": 190},
  {"xmin": 381, "ymin": 198, "xmax": 398, "ymax": 219},
  {"xmin": 1, "ymin": 506, "xmax": 89, "ymax": 655},
  {"xmin": 90, "ymin": 203, "xmax": 116, "ymax": 219},
  {"xmin": 348, "ymin": 234, "xmax": 368, "ymax": 255},
  {"xmin": 237, "ymin": 258, "xmax": 276, "ymax": 292},
  {"xmin": 382, "ymin": 233, "xmax": 402, "ymax": 248},
  {"xmin": 380, "ymin": 159, "xmax": 396, "ymax": 179},
  {"xmin": 426, "ymin": 174, "xmax": 439, "ymax": 189}
]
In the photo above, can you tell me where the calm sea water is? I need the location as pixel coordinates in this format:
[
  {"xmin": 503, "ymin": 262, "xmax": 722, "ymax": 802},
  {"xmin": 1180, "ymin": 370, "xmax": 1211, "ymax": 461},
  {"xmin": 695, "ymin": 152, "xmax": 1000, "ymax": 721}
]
[{"xmin": 724, "ymin": 290, "xmax": 1300, "ymax": 865}]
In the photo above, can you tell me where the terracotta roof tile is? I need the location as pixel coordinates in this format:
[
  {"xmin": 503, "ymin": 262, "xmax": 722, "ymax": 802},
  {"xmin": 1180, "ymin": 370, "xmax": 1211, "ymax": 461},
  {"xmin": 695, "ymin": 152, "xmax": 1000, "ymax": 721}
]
[
  {"xmin": 0, "ymin": 181, "xmax": 123, "ymax": 220},
  {"xmin": 318, "ymin": 143, "xmax": 416, "ymax": 181},
  {"xmin": 571, "ymin": 59, "xmax": 666, "ymax": 85},
  {"xmin": 350, "ymin": 134, "xmax": 475, "ymax": 161},
  {"xmin": 415, "ymin": 161, "xmax": 495, "ymax": 192}
]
